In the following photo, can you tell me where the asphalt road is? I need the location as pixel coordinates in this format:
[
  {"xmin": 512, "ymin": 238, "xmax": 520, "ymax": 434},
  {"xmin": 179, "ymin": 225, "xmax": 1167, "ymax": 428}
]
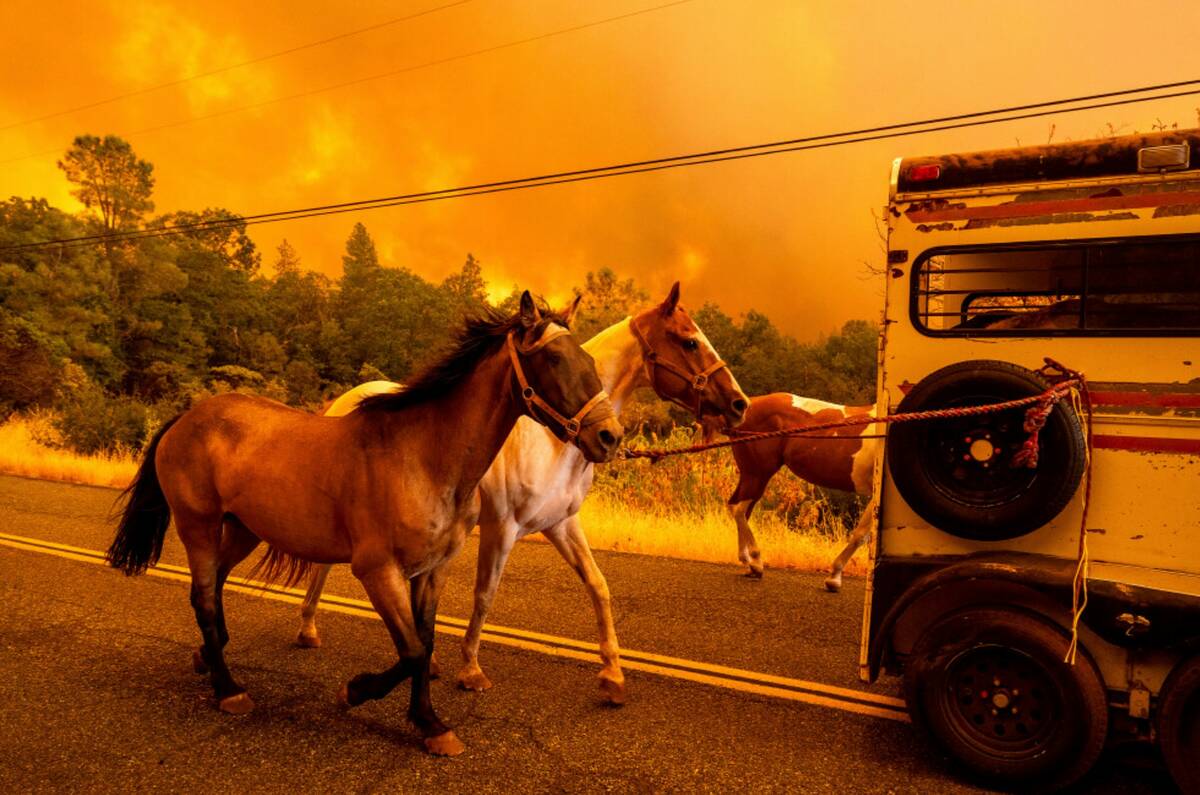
[{"xmin": 0, "ymin": 475, "xmax": 1174, "ymax": 793}]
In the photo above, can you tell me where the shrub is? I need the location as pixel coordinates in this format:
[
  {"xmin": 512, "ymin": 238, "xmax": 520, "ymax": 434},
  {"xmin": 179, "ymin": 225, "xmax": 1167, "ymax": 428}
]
[
  {"xmin": 53, "ymin": 385, "xmax": 150, "ymax": 454},
  {"xmin": 284, "ymin": 359, "xmax": 322, "ymax": 406},
  {"xmin": 0, "ymin": 311, "xmax": 62, "ymax": 416},
  {"xmin": 209, "ymin": 364, "xmax": 265, "ymax": 391}
]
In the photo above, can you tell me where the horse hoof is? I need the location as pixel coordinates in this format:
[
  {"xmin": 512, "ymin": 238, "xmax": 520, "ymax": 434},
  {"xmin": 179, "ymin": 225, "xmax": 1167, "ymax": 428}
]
[
  {"xmin": 218, "ymin": 692, "xmax": 255, "ymax": 715},
  {"xmin": 296, "ymin": 631, "xmax": 322, "ymax": 648},
  {"xmin": 429, "ymin": 654, "xmax": 442, "ymax": 680},
  {"xmin": 744, "ymin": 567, "xmax": 764, "ymax": 580},
  {"xmin": 456, "ymin": 669, "xmax": 493, "ymax": 692},
  {"xmin": 823, "ymin": 577, "xmax": 842, "ymax": 593},
  {"xmin": 192, "ymin": 649, "xmax": 208, "ymax": 675},
  {"xmin": 599, "ymin": 676, "xmax": 627, "ymax": 706},
  {"xmin": 336, "ymin": 684, "xmax": 352, "ymax": 707},
  {"xmin": 424, "ymin": 730, "xmax": 465, "ymax": 757}
]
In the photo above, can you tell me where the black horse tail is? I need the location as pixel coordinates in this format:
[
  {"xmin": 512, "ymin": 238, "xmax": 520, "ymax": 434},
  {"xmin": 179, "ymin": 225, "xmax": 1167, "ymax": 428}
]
[{"xmin": 106, "ymin": 415, "xmax": 181, "ymax": 576}]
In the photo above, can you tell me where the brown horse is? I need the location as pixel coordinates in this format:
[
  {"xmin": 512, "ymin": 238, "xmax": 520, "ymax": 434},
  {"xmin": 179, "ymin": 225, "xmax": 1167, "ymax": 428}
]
[
  {"xmin": 710, "ymin": 394, "xmax": 879, "ymax": 589},
  {"xmin": 105, "ymin": 292, "xmax": 622, "ymax": 756}
]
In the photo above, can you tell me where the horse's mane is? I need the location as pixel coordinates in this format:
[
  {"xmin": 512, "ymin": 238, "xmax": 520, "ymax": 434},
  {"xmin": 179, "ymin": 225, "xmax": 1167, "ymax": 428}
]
[{"xmin": 356, "ymin": 300, "xmax": 570, "ymax": 413}]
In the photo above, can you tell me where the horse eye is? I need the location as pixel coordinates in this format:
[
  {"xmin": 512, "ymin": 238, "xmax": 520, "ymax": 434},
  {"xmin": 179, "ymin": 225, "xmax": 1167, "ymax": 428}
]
[{"xmin": 682, "ymin": 338, "xmax": 699, "ymax": 351}]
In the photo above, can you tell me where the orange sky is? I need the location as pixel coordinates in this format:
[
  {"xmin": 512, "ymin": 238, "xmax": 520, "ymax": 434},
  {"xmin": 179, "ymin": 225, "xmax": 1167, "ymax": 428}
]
[{"xmin": 2, "ymin": 0, "xmax": 1199, "ymax": 337}]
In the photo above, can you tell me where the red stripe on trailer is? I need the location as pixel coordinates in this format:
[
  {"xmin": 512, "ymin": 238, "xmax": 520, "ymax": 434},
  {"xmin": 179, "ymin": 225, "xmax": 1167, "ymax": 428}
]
[
  {"xmin": 1090, "ymin": 391, "xmax": 1200, "ymax": 409},
  {"xmin": 1092, "ymin": 435, "xmax": 1200, "ymax": 455}
]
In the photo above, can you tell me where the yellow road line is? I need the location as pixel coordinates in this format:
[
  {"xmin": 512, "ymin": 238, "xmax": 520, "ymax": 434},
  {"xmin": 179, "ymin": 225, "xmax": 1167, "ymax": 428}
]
[{"xmin": 0, "ymin": 531, "xmax": 909, "ymax": 722}]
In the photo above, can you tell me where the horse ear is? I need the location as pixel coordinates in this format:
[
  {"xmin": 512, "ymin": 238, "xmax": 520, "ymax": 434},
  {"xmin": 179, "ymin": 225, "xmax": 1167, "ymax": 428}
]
[
  {"xmin": 519, "ymin": 290, "xmax": 542, "ymax": 329},
  {"xmin": 563, "ymin": 293, "xmax": 583, "ymax": 326},
  {"xmin": 659, "ymin": 281, "xmax": 681, "ymax": 317}
]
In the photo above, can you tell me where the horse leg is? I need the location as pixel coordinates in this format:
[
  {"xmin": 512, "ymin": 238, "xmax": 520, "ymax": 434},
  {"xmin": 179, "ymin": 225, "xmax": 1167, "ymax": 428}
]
[
  {"xmin": 456, "ymin": 518, "xmax": 518, "ymax": 693},
  {"xmin": 178, "ymin": 512, "xmax": 255, "ymax": 714},
  {"xmin": 825, "ymin": 493, "xmax": 877, "ymax": 593},
  {"xmin": 543, "ymin": 514, "xmax": 625, "ymax": 705},
  {"xmin": 193, "ymin": 517, "xmax": 261, "ymax": 677},
  {"xmin": 341, "ymin": 560, "xmax": 461, "ymax": 755},
  {"xmin": 410, "ymin": 566, "xmax": 462, "ymax": 756},
  {"xmin": 728, "ymin": 471, "xmax": 771, "ymax": 578},
  {"xmin": 296, "ymin": 564, "xmax": 332, "ymax": 648},
  {"xmin": 294, "ymin": 562, "xmax": 440, "ymax": 674}
]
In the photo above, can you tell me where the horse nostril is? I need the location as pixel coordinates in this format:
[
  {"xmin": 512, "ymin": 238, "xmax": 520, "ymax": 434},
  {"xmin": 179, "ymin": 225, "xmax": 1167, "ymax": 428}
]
[
  {"xmin": 732, "ymin": 398, "xmax": 748, "ymax": 415},
  {"xmin": 598, "ymin": 429, "xmax": 617, "ymax": 448}
]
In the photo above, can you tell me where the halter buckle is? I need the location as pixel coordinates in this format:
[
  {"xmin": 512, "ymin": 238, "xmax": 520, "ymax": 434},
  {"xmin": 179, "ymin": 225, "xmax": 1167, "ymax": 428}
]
[
  {"xmin": 564, "ymin": 419, "xmax": 581, "ymax": 438},
  {"xmin": 692, "ymin": 373, "xmax": 709, "ymax": 390},
  {"xmin": 522, "ymin": 387, "xmax": 535, "ymax": 401}
]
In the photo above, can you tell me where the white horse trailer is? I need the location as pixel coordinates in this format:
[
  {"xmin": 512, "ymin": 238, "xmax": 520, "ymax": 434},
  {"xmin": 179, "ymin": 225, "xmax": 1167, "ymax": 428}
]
[{"xmin": 863, "ymin": 129, "xmax": 1200, "ymax": 791}]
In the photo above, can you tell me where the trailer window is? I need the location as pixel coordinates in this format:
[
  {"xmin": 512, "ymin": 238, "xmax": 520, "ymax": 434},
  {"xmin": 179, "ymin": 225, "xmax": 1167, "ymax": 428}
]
[{"xmin": 913, "ymin": 237, "xmax": 1200, "ymax": 335}]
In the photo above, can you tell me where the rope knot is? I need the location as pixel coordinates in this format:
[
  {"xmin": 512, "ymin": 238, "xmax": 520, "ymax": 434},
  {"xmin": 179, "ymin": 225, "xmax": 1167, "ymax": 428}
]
[{"xmin": 1010, "ymin": 393, "xmax": 1057, "ymax": 469}]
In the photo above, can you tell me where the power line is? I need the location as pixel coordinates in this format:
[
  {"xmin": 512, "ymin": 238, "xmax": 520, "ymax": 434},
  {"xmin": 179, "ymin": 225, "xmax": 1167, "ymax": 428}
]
[
  {"xmin": 0, "ymin": 0, "xmax": 474, "ymax": 133},
  {"xmin": 0, "ymin": 0, "xmax": 698, "ymax": 167},
  {"xmin": 5, "ymin": 81, "xmax": 1199, "ymax": 255}
]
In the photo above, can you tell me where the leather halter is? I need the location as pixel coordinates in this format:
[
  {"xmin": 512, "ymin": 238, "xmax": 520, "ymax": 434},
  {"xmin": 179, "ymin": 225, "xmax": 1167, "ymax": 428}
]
[
  {"xmin": 630, "ymin": 317, "xmax": 729, "ymax": 416},
  {"xmin": 506, "ymin": 326, "xmax": 612, "ymax": 443}
]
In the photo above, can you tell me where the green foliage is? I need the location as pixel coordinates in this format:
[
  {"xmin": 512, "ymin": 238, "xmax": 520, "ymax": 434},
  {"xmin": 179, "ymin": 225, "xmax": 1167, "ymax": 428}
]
[
  {"xmin": 693, "ymin": 304, "xmax": 877, "ymax": 403},
  {"xmin": 57, "ymin": 135, "xmax": 154, "ymax": 233},
  {"xmin": 442, "ymin": 253, "xmax": 488, "ymax": 320},
  {"xmin": 0, "ymin": 310, "xmax": 63, "ymax": 416},
  {"xmin": 335, "ymin": 224, "xmax": 453, "ymax": 381},
  {"xmin": 573, "ymin": 267, "xmax": 649, "ymax": 339},
  {"xmin": 0, "ymin": 198, "xmax": 120, "ymax": 384},
  {"xmin": 209, "ymin": 364, "xmax": 266, "ymax": 390},
  {"xmin": 53, "ymin": 380, "xmax": 150, "ymax": 454},
  {"xmin": 284, "ymin": 360, "xmax": 322, "ymax": 406}
]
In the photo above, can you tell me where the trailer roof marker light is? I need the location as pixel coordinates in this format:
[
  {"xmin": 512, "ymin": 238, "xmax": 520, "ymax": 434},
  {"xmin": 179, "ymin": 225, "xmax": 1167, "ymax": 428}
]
[{"xmin": 907, "ymin": 164, "xmax": 942, "ymax": 183}]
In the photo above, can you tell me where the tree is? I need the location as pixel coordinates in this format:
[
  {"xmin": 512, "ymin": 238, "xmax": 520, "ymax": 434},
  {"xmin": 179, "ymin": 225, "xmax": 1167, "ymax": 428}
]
[
  {"xmin": 334, "ymin": 222, "xmax": 452, "ymax": 380},
  {"xmin": 573, "ymin": 267, "xmax": 649, "ymax": 339},
  {"xmin": 0, "ymin": 197, "xmax": 121, "ymax": 384},
  {"xmin": 0, "ymin": 310, "xmax": 63, "ymax": 415},
  {"xmin": 441, "ymin": 253, "xmax": 488, "ymax": 319},
  {"xmin": 274, "ymin": 239, "xmax": 301, "ymax": 275},
  {"xmin": 57, "ymin": 135, "xmax": 154, "ymax": 234},
  {"xmin": 342, "ymin": 222, "xmax": 380, "ymax": 278}
]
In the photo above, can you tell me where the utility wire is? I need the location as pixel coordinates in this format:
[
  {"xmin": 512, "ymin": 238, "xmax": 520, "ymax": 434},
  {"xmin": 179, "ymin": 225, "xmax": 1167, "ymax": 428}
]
[
  {"xmin": 5, "ymin": 82, "xmax": 1199, "ymax": 255},
  {"xmin": 9, "ymin": 78, "xmax": 1199, "ymax": 251},
  {"xmin": 0, "ymin": 0, "xmax": 698, "ymax": 167},
  {"xmin": 0, "ymin": 0, "xmax": 474, "ymax": 133}
]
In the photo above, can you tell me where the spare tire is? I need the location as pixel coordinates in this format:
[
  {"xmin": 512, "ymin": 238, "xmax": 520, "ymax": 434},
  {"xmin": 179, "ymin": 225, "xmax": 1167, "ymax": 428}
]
[{"xmin": 888, "ymin": 360, "xmax": 1085, "ymax": 541}]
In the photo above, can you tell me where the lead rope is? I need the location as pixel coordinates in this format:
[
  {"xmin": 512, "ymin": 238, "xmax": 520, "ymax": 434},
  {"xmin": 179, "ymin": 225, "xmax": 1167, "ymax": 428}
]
[{"xmin": 1065, "ymin": 376, "xmax": 1094, "ymax": 665}]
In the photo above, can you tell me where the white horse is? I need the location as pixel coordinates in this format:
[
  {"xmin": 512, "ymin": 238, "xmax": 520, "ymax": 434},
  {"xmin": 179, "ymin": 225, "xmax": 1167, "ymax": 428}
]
[{"xmin": 296, "ymin": 283, "xmax": 748, "ymax": 703}]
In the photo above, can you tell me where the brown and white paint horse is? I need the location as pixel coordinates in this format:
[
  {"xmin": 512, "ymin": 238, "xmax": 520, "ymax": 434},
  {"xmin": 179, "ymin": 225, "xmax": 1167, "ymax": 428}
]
[
  {"xmin": 106, "ymin": 293, "xmax": 622, "ymax": 756},
  {"xmin": 714, "ymin": 394, "xmax": 879, "ymax": 590},
  {"xmin": 296, "ymin": 283, "xmax": 748, "ymax": 703}
]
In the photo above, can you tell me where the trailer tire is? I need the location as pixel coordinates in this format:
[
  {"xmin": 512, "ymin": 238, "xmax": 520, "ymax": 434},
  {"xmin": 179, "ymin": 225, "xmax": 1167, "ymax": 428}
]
[
  {"xmin": 904, "ymin": 607, "xmax": 1107, "ymax": 790},
  {"xmin": 1158, "ymin": 656, "xmax": 1200, "ymax": 795},
  {"xmin": 888, "ymin": 360, "xmax": 1085, "ymax": 540}
]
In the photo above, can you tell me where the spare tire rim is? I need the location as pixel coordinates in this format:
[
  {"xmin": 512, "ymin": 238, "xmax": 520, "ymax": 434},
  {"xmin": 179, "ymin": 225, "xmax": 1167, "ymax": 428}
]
[
  {"xmin": 937, "ymin": 643, "xmax": 1063, "ymax": 760},
  {"xmin": 920, "ymin": 399, "xmax": 1037, "ymax": 508}
]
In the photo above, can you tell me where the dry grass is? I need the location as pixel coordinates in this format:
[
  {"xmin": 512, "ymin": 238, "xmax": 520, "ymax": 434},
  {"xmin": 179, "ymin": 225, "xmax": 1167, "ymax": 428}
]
[
  {"xmin": 0, "ymin": 415, "xmax": 137, "ymax": 489},
  {"xmin": 0, "ymin": 415, "xmax": 865, "ymax": 577},
  {"xmin": 577, "ymin": 494, "xmax": 864, "ymax": 576}
]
